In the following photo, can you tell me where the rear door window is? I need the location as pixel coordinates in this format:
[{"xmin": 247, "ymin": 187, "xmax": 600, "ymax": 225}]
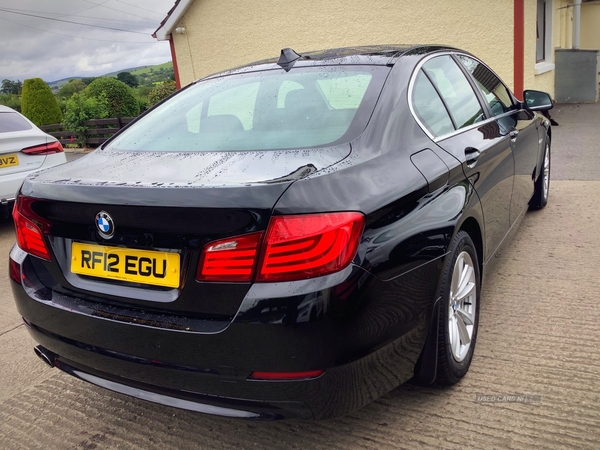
[
  {"xmin": 422, "ymin": 56, "xmax": 485, "ymax": 129},
  {"xmin": 412, "ymin": 71, "xmax": 455, "ymax": 137},
  {"xmin": 456, "ymin": 55, "xmax": 513, "ymax": 117}
]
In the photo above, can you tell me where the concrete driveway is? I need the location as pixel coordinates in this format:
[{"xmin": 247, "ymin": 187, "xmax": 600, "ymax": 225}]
[{"xmin": 0, "ymin": 103, "xmax": 599, "ymax": 449}]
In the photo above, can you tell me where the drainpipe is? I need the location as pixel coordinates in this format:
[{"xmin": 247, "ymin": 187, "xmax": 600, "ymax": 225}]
[
  {"xmin": 514, "ymin": 0, "xmax": 524, "ymax": 98},
  {"xmin": 169, "ymin": 34, "xmax": 181, "ymax": 89},
  {"xmin": 573, "ymin": 0, "xmax": 581, "ymax": 49}
]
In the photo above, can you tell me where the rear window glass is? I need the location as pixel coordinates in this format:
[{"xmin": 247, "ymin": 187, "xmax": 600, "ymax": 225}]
[
  {"xmin": 106, "ymin": 66, "xmax": 389, "ymax": 152},
  {"xmin": 0, "ymin": 112, "xmax": 33, "ymax": 133}
]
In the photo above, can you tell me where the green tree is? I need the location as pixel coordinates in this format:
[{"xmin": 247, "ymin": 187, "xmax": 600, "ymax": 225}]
[
  {"xmin": 84, "ymin": 77, "xmax": 139, "ymax": 117},
  {"xmin": 117, "ymin": 71, "xmax": 138, "ymax": 88},
  {"xmin": 62, "ymin": 93, "xmax": 109, "ymax": 147},
  {"xmin": 1, "ymin": 79, "xmax": 22, "ymax": 95},
  {"xmin": 81, "ymin": 77, "xmax": 97, "ymax": 86},
  {"xmin": 21, "ymin": 78, "xmax": 63, "ymax": 126},
  {"xmin": 57, "ymin": 79, "xmax": 87, "ymax": 99},
  {"xmin": 147, "ymin": 81, "xmax": 177, "ymax": 107}
]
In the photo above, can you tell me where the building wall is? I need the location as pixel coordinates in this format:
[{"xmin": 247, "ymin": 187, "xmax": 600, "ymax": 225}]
[
  {"xmin": 581, "ymin": 3, "xmax": 600, "ymax": 50},
  {"xmin": 558, "ymin": 0, "xmax": 573, "ymax": 49},
  {"xmin": 525, "ymin": 0, "xmax": 564, "ymax": 96},
  {"xmin": 172, "ymin": 0, "xmax": 515, "ymax": 88},
  {"xmin": 555, "ymin": 1, "xmax": 600, "ymax": 52},
  {"xmin": 170, "ymin": 0, "xmax": 585, "ymax": 97}
]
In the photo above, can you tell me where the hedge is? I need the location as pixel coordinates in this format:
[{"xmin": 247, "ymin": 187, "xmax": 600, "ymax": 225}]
[
  {"xmin": 85, "ymin": 77, "xmax": 139, "ymax": 118},
  {"xmin": 21, "ymin": 78, "xmax": 63, "ymax": 126}
]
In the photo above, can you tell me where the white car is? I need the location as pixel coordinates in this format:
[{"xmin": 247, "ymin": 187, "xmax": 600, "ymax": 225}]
[{"xmin": 0, "ymin": 105, "xmax": 67, "ymax": 217}]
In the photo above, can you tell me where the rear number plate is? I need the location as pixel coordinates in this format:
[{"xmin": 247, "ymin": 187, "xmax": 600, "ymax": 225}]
[
  {"xmin": 71, "ymin": 243, "xmax": 180, "ymax": 288},
  {"xmin": 0, "ymin": 154, "xmax": 19, "ymax": 168}
]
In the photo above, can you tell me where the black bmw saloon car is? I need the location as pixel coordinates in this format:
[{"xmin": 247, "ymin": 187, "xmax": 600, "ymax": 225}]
[{"xmin": 10, "ymin": 45, "xmax": 553, "ymax": 420}]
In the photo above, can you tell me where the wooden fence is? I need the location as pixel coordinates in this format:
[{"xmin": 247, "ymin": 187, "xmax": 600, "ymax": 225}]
[{"xmin": 40, "ymin": 117, "xmax": 136, "ymax": 148}]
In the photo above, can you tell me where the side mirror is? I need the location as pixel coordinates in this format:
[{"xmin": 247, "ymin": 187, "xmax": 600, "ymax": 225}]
[{"xmin": 523, "ymin": 90, "xmax": 553, "ymax": 111}]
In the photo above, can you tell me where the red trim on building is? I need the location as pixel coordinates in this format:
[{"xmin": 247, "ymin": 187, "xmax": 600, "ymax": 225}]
[
  {"xmin": 514, "ymin": 0, "xmax": 524, "ymax": 100},
  {"xmin": 169, "ymin": 35, "xmax": 181, "ymax": 90}
]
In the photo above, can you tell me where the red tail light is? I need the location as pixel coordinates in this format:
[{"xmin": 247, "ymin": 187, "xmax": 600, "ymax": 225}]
[
  {"xmin": 197, "ymin": 232, "xmax": 263, "ymax": 282},
  {"xmin": 21, "ymin": 141, "xmax": 64, "ymax": 155},
  {"xmin": 257, "ymin": 213, "xmax": 364, "ymax": 282},
  {"xmin": 249, "ymin": 370, "xmax": 325, "ymax": 380},
  {"xmin": 12, "ymin": 196, "xmax": 52, "ymax": 261},
  {"xmin": 196, "ymin": 212, "xmax": 364, "ymax": 283}
]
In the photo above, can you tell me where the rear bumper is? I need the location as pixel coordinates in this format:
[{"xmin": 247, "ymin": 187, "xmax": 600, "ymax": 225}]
[
  {"xmin": 31, "ymin": 336, "xmax": 310, "ymax": 420},
  {"xmin": 0, "ymin": 152, "xmax": 67, "ymax": 211},
  {"xmin": 0, "ymin": 170, "xmax": 26, "ymax": 202},
  {"xmin": 17, "ymin": 296, "xmax": 428, "ymax": 420},
  {"xmin": 22, "ymin": 314, "xmax": 427, "ymax": 419},
  {"xmin": 10, "ymin": 247, "xmax": 440, "ymax": 419}
]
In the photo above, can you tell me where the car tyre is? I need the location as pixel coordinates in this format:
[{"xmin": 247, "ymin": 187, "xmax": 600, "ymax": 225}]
[
  {"xmin": 436, "ymin": 231, "xmax": 480, "ymax": 385},
  {"xmin": 529, "ymin": 138, "xmax": 550, "ymax": 209}
]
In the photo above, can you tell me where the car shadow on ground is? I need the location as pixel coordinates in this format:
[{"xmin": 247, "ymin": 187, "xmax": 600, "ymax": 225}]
[
  {"xmin": 68, "ymin": 379, "xmax": 450, "ymax": 449},
  {"xmin": 0, "ymin": 216, "xmax": 14, "ymax": 240}
]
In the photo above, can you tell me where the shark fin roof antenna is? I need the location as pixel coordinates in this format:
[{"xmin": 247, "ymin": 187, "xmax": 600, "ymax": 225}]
[{"xmin": 277, "ymin": 48, "xmax": 301, "ymax": 72}]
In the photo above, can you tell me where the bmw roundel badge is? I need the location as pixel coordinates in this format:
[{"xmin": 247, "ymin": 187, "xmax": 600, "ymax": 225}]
[{"xmin": 95, "ymin": 211, "xmax": 115, "ymax": 239}]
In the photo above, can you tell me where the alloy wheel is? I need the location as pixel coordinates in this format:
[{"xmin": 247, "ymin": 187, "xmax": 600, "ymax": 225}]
[
  {"xmin": 448, "ymin": 251, "xmax": 477, "ymax": 362},
  {"xmin": 543, "ymin": 144, "xmax": 550, "ymax": 201}
]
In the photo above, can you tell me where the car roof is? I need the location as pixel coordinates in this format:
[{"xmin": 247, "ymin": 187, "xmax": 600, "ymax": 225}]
[{"xmin": 201, "ymin": 44, "xmax": 456, "ymax": 81}]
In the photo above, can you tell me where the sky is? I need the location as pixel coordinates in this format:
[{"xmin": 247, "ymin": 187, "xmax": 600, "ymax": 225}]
[{"xmin": 0, "ymin": 0, "xmax": 175, "ymax": 83}]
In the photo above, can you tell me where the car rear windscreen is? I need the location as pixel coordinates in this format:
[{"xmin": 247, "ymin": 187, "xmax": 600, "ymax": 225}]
[
  {"xmin": 0, "ymin": 112, "xmax": 33, "ymax": 133},
  {"xmin": 106, "ymin": 66, "xmax": 390, "ymax": 152}
]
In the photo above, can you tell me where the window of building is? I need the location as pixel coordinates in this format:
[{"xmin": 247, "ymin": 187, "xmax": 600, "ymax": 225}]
[{"xmin": 535, "ymin": 0, "xmax": 555, "ymax": 74}]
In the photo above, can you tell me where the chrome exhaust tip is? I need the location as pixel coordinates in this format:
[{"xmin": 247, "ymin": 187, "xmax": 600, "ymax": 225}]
[{"xmin": 34, "ymin": 346, "xmax": 56, "ymax": 368}]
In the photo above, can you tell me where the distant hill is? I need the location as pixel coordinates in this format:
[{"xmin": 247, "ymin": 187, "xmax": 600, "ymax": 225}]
[
  {"xmin": 47, "ymin": 61, "xmax": 173, "ymax": 90},
  {"xmin": 128, "ymin": 62, "xmax": 173, "ymax": 77},
  {"xmin": 47, "ymin": 77, "xmax": 81, "ymax": 89},
  {"xmin": 101, "ymin": 65, "xmax": 149, "ymax": 77}
]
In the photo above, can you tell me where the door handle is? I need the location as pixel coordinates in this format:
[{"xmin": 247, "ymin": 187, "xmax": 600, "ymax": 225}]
[
  {"xmin": 464, "ymin": 147, "xmax": 480, "ymax": 167},
  {"xmin": 509, "ymin": 129, "xmax": 519, "ymax": 140}
]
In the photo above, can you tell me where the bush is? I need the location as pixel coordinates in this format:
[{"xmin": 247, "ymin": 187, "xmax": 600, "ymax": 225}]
[
  {"xmin": 84, "ymin": 77, "xmax": 139, "ymax": 118},
  {"xmin": 57, "ymin": 79, "xmax": 87, "ymax": 99},
  {"xmin": 137, "ymin": 97, "xmax": 149, "ymax": 114},
  {"xmin": 21, "ymin": 78, "xmax": 63, "ymax": 126},
  {"xmin": 62, "ymin": 93, "xmax": 109, "ymax": 147},
  {"xmin": 137, "ymin": 85, "xmax": 153, "ymax": 97},
  {"xmin": 0, "ymin": 93, "xmax": 22, "ymax": 112},
  {"xmin": 147, "ymin": 81, "xmax": 177, "ymax": 107}
]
